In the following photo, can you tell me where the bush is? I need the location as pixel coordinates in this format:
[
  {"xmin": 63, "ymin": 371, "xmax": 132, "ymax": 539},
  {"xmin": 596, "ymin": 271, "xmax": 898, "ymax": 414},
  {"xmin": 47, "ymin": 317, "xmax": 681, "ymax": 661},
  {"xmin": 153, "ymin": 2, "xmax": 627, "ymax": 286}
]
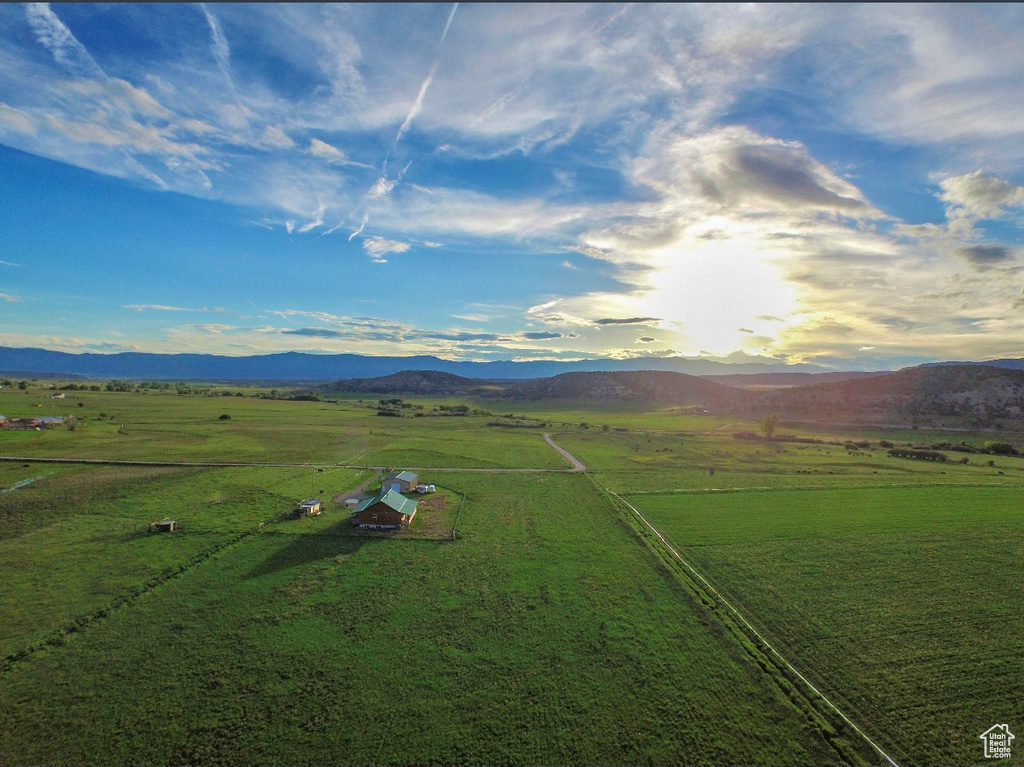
[
  {"xmin": 984, "ymin": 441, "xmax": 1017, "ymax": 456},
  {"xmin": 888, "ymin": 448, "xmax": 947, "ymax": 462},
  {"xmin": 219, "ymin": 414, "xmax": 231, "ymax": 421}
]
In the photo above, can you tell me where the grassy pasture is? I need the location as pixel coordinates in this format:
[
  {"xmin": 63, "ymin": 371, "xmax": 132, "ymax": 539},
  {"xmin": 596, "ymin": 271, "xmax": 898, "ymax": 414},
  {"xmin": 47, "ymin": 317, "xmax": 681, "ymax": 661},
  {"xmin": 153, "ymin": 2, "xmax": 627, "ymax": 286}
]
[
  {"xmin": 630, "ymin": 485, "xmax": 1024, "ymax": 766},
  {"xmin": 0, "ymin": 473, "xmax": 856, "ymax": 766},
  {"xmin": 1, "ymin": 386, "xmax": 1021, "ymax": 765},
  {"xmin": 0, "ymin": 462, "xmax": 363, "ymax": 660},
  {"xmin": 359, "ymin": 422, "xmax": 564, "ymax": 469},
  {"xmin": 552, "ymin": 427, "xmax": 1024, "ymax": 494},
  {"xmin": 1, "ymin": 390, "xmax": 368, "ymax": 463},
  {"xmin": 0, "ymin": 389, "xmax": 565, "ymax": 469}
]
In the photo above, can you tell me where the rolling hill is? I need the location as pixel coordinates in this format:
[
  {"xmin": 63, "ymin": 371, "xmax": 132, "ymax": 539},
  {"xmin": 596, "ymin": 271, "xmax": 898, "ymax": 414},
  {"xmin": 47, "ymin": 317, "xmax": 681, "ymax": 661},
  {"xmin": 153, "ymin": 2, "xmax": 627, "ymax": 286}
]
[
  {"xmin": 748, "ymin": 364, "xmax": 1024, "ymax": 426},
  {"xmin": 323, "ymin": 364, "xmax": 1024, "ymax": 429},
  {"xmin": 322, "ymin": 370, "xmax": 500, "ymax": 396}
]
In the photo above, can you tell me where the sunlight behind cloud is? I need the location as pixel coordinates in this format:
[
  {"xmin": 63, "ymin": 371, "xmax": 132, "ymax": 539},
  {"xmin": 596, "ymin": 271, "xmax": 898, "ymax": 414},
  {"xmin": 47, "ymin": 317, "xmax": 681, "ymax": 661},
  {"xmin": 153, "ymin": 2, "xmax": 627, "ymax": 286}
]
[{"xmin": 644, "ymin": 239, "xmax": 795, "ymax": 356}]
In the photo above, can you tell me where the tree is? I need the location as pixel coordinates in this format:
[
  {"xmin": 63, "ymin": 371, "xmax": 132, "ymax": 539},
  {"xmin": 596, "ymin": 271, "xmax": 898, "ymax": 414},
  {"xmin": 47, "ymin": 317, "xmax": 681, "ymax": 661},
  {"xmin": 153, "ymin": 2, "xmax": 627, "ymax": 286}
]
[
  {"xmin": 219, "ymin": 414, "xmax": 231, "ymax": 420},
  {"xmin": 17, "ymin": 380, "xmax": 28, "ymax": 390},
  {"xmin": 761, "ymin": 413, "xmax": 779, "ymax": 439},
  {"xmin": 985, "ymin": 441, "xmax": 1017, "ymax": 456}
]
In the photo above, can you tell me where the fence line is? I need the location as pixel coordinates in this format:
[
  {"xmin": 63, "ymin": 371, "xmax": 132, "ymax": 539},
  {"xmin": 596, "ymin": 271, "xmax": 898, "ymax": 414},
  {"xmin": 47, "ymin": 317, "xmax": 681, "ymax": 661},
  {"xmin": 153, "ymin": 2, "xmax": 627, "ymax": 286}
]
[{"xmin": 607, "ymin": 487, "xmax": 900, "ymax": 767}]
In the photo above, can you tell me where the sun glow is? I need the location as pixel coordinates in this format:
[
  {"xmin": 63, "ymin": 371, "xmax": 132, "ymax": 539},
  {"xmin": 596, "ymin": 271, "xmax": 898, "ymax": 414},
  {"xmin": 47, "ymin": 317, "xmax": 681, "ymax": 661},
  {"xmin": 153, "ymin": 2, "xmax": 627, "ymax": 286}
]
[{"xmin": 642, "ymin": 240, "xmax": 794, "ymax": 356}]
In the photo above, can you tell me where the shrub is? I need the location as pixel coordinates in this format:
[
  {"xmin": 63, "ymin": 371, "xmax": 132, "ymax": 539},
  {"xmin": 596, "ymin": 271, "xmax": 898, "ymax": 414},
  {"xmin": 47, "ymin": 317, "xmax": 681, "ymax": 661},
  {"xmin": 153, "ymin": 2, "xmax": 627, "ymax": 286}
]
[
  {"xmin": 888, "ymin": 448, "xmax": 947, "ymax": 462},
  {"xmin": 984, "ymin": 441, "xmax": 1017, "ymax": 456}
]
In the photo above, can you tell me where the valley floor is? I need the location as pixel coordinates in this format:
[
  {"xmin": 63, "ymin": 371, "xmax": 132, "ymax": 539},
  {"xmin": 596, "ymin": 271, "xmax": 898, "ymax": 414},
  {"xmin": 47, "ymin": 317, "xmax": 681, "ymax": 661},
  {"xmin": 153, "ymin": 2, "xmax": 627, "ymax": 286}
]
[{"xmin": 0, "ymin": 387, "xmax": 1020, "ymax": 766}]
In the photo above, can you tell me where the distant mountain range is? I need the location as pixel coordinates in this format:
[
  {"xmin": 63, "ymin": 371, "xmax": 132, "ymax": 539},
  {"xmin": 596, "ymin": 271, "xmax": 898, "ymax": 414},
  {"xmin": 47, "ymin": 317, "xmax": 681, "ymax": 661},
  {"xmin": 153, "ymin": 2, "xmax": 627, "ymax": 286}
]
[
  {"xmin": 3, "ymin": 345, "xmax": 1023, "ymax": 427},
  {"xmin": 4, "ymin": 347, "xmax": 1024, "ymax": 427},
  {"xmin": 0, "ymin": 345, "xmax": 836, "ymax": 380}
]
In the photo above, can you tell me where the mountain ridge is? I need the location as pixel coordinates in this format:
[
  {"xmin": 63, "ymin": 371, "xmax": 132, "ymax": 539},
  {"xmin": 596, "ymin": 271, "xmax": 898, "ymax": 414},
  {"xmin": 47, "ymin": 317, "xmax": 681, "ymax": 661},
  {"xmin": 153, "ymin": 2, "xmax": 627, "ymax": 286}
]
[{"xmin": 0, "ymin": 345, "xmax": 837, "ymax": 380}]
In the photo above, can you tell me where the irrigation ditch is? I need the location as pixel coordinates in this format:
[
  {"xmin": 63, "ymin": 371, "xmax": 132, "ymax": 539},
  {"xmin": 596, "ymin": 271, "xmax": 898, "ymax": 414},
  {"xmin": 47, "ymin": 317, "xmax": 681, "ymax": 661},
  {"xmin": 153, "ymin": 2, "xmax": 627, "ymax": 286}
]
[{"xmin": 591, "ymin": 475, "xmax": 902, "ymax": 767}]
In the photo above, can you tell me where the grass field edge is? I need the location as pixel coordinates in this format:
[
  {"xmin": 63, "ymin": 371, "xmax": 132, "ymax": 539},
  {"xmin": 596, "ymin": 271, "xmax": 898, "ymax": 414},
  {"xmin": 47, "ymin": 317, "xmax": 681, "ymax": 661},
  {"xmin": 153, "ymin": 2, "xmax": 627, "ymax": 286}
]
[{"xmin": 588, "ymin": 474, "xmax": 896, "ymax": 767}]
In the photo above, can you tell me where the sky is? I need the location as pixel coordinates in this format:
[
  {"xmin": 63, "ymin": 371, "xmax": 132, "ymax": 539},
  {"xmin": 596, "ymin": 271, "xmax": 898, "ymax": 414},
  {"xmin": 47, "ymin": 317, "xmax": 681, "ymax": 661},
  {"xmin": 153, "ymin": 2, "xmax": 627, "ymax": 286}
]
[{"xmin": 1, "ymin": 3, "xmax": 1023, "ymax": 370}]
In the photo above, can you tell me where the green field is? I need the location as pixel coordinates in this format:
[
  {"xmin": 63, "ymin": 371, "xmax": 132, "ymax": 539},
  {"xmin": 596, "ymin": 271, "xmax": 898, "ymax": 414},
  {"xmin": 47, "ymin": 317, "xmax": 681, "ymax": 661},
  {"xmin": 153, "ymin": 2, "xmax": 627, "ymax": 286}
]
[
  {"xmin": 1, "ymin": 384, "xmax": 1021, "ymax": 765},
  {"xmin": 626, "ymin": 486, "xmax": 1023, "ymax": 766}
]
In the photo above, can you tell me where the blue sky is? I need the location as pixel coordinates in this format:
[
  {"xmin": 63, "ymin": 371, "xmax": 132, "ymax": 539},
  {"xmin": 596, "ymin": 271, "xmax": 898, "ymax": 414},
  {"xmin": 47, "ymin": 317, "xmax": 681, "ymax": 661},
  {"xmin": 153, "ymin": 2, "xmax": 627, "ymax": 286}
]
[{"xmin": 1, "ymin": 3, "xmax": 1023, "ymax": 369}]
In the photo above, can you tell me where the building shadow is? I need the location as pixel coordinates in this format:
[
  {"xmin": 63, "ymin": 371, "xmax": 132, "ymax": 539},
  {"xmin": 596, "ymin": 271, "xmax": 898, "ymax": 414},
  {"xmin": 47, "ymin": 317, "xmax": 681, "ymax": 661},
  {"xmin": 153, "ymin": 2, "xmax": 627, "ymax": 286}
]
[{"xmin": 243, "ymin": 517, "xmax": 369, "ymax": 580}]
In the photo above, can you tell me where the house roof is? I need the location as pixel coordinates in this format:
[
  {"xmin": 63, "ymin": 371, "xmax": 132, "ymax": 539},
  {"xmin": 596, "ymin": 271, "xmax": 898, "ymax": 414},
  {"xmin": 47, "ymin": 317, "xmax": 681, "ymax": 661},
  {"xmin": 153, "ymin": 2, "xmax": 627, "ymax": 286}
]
[
  {"xmin": 352, "ymin": 488, "xmax": 418, "ymax": 517},
  {"xmin": 382, "ymin": 470, "xmax": 417, "ymax": 483},
  {"xmin": 300, "ymin": 498, "xmax": 321, "ymax": 507}
]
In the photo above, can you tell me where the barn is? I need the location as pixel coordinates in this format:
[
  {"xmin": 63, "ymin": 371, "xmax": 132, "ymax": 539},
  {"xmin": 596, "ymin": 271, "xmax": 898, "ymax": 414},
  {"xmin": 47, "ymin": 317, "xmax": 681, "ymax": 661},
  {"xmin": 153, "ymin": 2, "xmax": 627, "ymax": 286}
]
[
  {"xmin": 381, "ymin": 470, "xmax": 418, "ymax": 493},
  {"xmin": 351, "ymin": 488, "xmax": 418, "ymax": 529},
  {"xmin": 297, "ymin": 498, "xmax": 322, "ymax": 517}
]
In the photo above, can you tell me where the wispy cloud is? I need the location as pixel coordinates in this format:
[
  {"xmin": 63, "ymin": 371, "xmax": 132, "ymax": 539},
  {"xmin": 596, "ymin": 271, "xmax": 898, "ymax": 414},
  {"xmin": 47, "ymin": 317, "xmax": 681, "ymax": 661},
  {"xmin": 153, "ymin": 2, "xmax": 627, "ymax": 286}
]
[
  {"xmin": 939, "ymin": 172, "xmax": 1024, "ymax": 221},
  {"xmin": 199, "ymin": 3, "xmax": 235, "ymax": 92},
  {"xmin": 0, "ymin": 104, "xmax": 35, "ymax": 135},
  {"xmin": 25, "ymin": 3, "xmax": 105, "ymax": 79},
  {"xmin": 362, "ymin": 236, "xmax": 410, "ymax": 262},
  {"xmin": 123, "ymin": 304, "xmax": 229, "ymax": 314},
  {"xmin": 595, "ymin": 317, "xmax": 659, "ymax": 326},
  {"xmin": 955, "ymin": 244, "xmax": 1015, "ymax": 267},
  {"xmin": 2, "ymin": 5, "xmax": 1024, "ymax": 366}
]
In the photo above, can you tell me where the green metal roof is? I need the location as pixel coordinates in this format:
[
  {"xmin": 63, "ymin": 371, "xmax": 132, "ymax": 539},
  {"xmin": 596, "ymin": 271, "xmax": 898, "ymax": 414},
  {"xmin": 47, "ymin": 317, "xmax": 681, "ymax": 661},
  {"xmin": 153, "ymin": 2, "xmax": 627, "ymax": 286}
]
[
  {"xmin": 352, "ymin": 488, "xmax": 418, "ymax": 516},
  {"xmin": 382, "ymin": 470, "xmax": 418, "ymax": 483}
]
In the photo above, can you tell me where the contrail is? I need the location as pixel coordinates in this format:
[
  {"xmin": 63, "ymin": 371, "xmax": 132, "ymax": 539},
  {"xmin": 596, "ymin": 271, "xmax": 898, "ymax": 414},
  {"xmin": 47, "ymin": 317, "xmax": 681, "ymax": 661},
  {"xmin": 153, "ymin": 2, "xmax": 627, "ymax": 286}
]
[
  {"xmin": 395, "ymin": 3, "xmax": 459, "ymax": 144},
  {"xmin": 349, "ymin": 2, "xmax": 458, "ymax": 243},
  {"xmin": 396, "ymin": 64, "xmax": 436, "ymax": 143},
  {"xmin": 440, "ymin": 2, "xmax": 459, "ymax": 44}
]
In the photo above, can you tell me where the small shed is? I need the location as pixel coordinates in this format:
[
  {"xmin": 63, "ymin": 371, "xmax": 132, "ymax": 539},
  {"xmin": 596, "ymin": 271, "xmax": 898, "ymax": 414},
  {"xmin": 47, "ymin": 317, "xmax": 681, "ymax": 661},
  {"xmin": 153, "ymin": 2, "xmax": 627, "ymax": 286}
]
[
  {"xmin": 381, "ymin": 470, "xmax": 418, "ymax": 494},
  {"xmin": 351, "ymin": 488, "xmax": 418, "ymax": 529},
  {"xmin": 149, "ymin": 519, "xmax": 178, "ymax": 532},
  {"xmin": 297, "ymin": 498, "xmax": 322, "ymax": 517}
]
